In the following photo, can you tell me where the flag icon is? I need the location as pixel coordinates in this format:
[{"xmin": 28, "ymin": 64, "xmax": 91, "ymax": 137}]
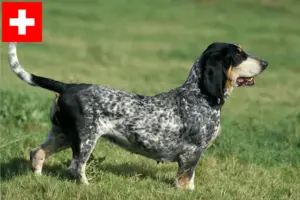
[{"xmin": 2, "ymin": 2, "xmax": 43, "ymax": 42}]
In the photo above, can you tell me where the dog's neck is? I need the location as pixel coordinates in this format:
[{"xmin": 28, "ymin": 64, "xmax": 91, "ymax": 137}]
[
  {"xmin": 181, "ymin": 58, "xmax": 234, "ymax": 104},
  {"xmin": 224, "ymin": 81, "xmax": 234, "ymax": 101},
  {"xmin": 181, "ymin": 58, "xmax": 202, "ymax": 90}
]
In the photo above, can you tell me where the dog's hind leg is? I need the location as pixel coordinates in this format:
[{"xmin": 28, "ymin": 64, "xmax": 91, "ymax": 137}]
[
  {"xmin": 30, "ymin": 124, "xmax": 70, "ymax": 175},
  {"xmin": 67, "ymin": 120, "xmax": 99, "ymax": 185},
  {"xmin": 68, "ymin": 135, "xmax": 98, "ymax": 185}
]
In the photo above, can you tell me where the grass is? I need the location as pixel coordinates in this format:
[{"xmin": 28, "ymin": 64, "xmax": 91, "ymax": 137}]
[{"xmin": 1, "ymin": 0, "xmax": 300, "ymax": 199}]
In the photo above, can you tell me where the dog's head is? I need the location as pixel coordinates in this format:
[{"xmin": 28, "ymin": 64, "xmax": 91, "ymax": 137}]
[{"xmin": 199, "ymin": 42, "xmax": 268, "ymax": 105}]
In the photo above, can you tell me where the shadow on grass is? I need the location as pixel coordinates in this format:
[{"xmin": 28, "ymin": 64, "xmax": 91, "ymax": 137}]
[
  {"xmin": 0, "ymin": 158, "xmax": 31, "ymax": 181},
  {"xmin": 99, "ymin": 162, "xmax": 174, "ymax": 186},
  {"xmin": 0, "ymin": 157, "xmax": 70, "ymax": 182},
  {"xmin": 0, "ymin": 157, "xmax": 173, "ymax": 187}
]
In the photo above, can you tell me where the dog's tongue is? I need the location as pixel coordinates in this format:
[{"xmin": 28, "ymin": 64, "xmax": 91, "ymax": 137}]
[{"xmin": 237, "ymin": 77, "xmax": 255, "ymax": 86}]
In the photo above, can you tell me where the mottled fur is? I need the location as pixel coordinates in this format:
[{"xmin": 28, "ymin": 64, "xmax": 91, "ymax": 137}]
[{"xmin": 8, "ymin": 42, "xmax": 268, "ymax": 190}]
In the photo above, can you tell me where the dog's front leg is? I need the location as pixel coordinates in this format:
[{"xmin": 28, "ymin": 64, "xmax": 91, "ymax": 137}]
[{"xmin": 175, "ymin": 151, "xmax": 202, "ymax": 191}]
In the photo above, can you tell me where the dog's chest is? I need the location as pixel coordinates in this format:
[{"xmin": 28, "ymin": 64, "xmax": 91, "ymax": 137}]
[
  {"xmin": 206, "ymin": 123, "xmax": 221, "ymax": 148},
  {"xmin": 201, "ymin": 111, "xmax": 221, "ymax": 148}
]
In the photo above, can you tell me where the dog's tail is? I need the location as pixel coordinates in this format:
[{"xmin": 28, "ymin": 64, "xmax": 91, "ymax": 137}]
[{"xmin": 8, "ymin": 42, "xmax": 67, "ymax": 93}]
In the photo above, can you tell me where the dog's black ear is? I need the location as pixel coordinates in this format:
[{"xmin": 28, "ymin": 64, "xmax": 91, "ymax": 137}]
[{"xmin": 201, "ymin": 52, "xmax": 228, "ymax": 105}]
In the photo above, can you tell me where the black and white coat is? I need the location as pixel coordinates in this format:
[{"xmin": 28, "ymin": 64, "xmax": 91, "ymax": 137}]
[{"xmin": 8, "ymin": 42, "xmax": 268, "ymax": 190}]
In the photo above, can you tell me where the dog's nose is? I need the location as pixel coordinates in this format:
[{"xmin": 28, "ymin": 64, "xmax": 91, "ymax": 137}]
[{"xmin": 261, "ymin": 60, "xmax": 268, "ymax": 69}]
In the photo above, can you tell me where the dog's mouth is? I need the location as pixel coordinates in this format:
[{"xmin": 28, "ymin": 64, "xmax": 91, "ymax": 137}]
[{"xmin": 236, "ymin": 77, "xmax": 255, "ymax": 87}]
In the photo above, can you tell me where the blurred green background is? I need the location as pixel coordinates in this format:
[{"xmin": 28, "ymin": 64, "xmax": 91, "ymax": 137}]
[{"xmin": 1, "ymin": 0, "xmax": 299, "ymax": 199}]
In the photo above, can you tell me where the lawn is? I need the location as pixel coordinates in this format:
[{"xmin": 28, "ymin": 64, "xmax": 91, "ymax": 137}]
[{"xmin": 1, "ymin": 0, "xmax": 300, "ymax": 199}]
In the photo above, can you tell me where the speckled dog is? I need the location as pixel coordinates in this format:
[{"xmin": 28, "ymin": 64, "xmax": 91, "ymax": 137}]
[{"xmin": 8, "ymin": 42, "xmax": 268, "ymax": 190}]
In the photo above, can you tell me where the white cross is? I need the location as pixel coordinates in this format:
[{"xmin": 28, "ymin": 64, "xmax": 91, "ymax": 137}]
[{"xmin": 9, "ymin": 9, "xmax": 35, "ymax": 35}]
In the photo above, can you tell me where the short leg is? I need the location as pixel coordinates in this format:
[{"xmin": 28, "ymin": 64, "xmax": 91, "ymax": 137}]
[
  {"xmin": 175, "ymin": 151, "xmax": 202, "ymax": 191},
  {"xmin": 68, "ymin": 136, "xmax": 98, "ymax": 185},
  {"xmin": 30, "ymin": 124, "xmax": 69, "ymax": 175}
]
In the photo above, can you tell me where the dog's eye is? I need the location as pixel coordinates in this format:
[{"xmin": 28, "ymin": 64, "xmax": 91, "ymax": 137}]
[
  {"xmin": 236, "ymin": 48, "xmax": 243, "ymax": 56},
  {"xmin": 236, "ymin": 51, "xmax": 245, "ymax": 58}
]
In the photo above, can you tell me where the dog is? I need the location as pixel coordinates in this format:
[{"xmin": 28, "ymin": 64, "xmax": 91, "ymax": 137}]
[{"xmin": 8, "ymin": 42, "xmax": 268, "ymax": 190}]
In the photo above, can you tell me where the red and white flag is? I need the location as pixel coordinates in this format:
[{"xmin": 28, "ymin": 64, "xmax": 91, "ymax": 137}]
[{"xmin": 2, "ymin": 2, "xmax": 43, "ymax": 42}]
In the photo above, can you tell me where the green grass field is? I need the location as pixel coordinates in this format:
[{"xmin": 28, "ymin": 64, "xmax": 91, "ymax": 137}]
[{"xmin": 1, "ymin": 0, "xmax": 300, "ymax": 199}]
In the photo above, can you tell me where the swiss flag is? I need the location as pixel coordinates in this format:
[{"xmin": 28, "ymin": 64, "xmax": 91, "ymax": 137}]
[{"xmin": 2, "ymin": 2, "xmax": 43, "ymax": 42}]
